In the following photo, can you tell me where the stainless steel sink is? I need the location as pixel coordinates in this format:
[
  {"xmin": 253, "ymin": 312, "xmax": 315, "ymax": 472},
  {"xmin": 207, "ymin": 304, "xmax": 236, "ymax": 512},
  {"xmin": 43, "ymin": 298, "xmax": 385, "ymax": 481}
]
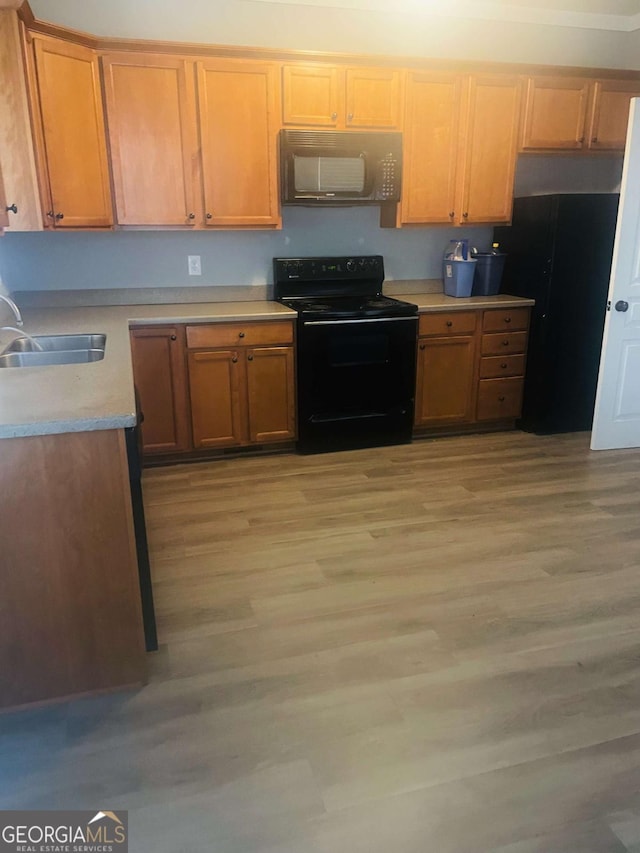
[
  {"xmin": 0, "ymin": 333, "xmax": 106, "ymax": 368},
  {"xmin": 4, "ymin": 334, "xmax": 106, "ymax": 353},
  {"xmin": 0, "ymin": 349, "xmax": 105, "ymax": 368}
]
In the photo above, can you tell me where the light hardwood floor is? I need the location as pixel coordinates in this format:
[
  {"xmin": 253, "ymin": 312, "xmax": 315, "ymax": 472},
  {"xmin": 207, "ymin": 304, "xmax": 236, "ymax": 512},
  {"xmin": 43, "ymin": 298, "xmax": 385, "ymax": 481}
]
[{"xmin": 3, "ymin": 431, "xmax": 640, "ymax": 851}]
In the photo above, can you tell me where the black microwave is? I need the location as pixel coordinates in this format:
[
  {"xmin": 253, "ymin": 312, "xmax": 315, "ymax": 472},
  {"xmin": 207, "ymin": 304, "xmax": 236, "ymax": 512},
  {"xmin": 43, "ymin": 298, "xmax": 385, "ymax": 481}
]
[{"xmin": 279, "ymin": 129, "xmax": 402, "ymax": 205}]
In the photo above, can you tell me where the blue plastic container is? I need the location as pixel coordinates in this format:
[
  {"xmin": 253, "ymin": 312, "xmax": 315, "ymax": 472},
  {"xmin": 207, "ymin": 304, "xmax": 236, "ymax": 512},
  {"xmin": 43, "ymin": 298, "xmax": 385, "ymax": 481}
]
[{"xmin": 443, "ymin": 258, "xmax": 476, "ymax": 298}]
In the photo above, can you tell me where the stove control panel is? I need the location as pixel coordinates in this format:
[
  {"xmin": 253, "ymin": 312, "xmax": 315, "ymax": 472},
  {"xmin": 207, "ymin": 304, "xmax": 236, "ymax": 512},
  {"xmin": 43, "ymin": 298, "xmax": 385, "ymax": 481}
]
[{"xmin": 274, "ymin": 255, "xmax": 384, "ymax": 282}]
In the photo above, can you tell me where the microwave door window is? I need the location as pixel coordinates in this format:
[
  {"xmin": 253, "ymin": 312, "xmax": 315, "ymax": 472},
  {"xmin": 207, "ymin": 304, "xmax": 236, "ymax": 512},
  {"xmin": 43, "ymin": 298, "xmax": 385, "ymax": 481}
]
[{"xmin": 293, "ymin": 155, "xmax": 366, "ymax": 194}]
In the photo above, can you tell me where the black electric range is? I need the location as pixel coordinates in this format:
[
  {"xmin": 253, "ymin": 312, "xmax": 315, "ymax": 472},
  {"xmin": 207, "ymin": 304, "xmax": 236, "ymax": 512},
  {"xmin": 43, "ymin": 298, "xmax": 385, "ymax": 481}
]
[{"xmin": 274, "ymin": 255, "xmax": 418, "ymax": 454}]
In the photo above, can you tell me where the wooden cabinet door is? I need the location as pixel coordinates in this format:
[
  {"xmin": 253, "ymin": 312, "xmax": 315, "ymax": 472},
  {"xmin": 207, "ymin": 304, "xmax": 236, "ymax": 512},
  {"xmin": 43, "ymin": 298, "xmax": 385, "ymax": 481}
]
[
  {"xmin": 32, "ymin": 36, "xmax": 112, "ymax": 227},
  {"xmin": 246, "ymin": 346, "xmax": 296, "ymax": 443},
  {"xmin": 197, "ymin": 59, "xmax": 280, "ymax": 227},
  {"xmin": 0, "ymin": 12, "xmax": 41, "ymax": 231},
  {"xmin": 0, "ymin": 163, "xmax": 8, "ymax": 229},
  {"xmin": 130, "ymin": 327, "xmax": 190, "ymax": 455},
  {"xmin": 102, "ymin": 53, "xmax": 199, "ymax": 226},
  {"xmin": 188, "ymin": 349, "xmax": 245, "ymax": 448},
  {"xmin": 459, "ymin": 74, "xmax": 522, "ymax": 225},
  {"xmin": 588, "ymin": 80, "xmax": 640, "ymax": 150},
  {"xmin": 401, "ymin": 72, "xmax": 461, "ymax": 225},
  {"xmin": 282, "ymin": 64, "xmax": 341, "ymax": 127},
  {"xmin": 415, "ymin": 336, "xmax": 476, "ymax": 426},
  {"xmin": 521, "ymin": 76, "xmax": 590, "ymax": 150},
  {"xmin": 345, "ymin": 67, "xmax": 401, "ymax": 129}
]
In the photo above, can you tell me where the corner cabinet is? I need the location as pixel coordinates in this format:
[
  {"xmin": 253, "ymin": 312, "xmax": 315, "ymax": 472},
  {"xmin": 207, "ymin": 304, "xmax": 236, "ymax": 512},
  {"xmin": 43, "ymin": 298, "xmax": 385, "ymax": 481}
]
[
  {"xmin": 27, "ymin": 35, "xmax": 113, "ymax": 228},
  {"xmin": 0, "ymin": 11, "xmax": 42, "ymax": 231},
  {"xmin": 102, "ymin": 53, "xmax": 280, "ymax": 228},
  {"xmin": 186, "ymin": 320, "xmax": 296, "ymax": 450},
  {"xmin": 401, "ymin": 73, "xmax": 521, "ymax": 226},
  {"xmin": 129, "ymin": 326, "xmax": 191, "ymax": 455}
]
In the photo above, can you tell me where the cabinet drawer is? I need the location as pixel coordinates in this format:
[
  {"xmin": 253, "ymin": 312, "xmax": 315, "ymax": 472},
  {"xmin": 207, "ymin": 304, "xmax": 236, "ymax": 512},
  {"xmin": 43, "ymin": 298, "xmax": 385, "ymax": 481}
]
[
  {"xmin": 419, "ymin": 311, "xmax": 477, "ymax": 337},
  {"xmin": 477, "ymin": 377, "xmax": 524, "ymax": 421},
  {"xmin": 482, "ymin": 308, "xmax": 530, "ymax": 332},
  {"xmin": 479, "ymin": 354, "xmax": 526, "ymax": 379},
  {"xmin": 481, "ymin": 331, "xmax": 528, "ymax": 356},
  {"xmin": 186, "ymin": 321, "xmax": 294, "ymax": 349}
]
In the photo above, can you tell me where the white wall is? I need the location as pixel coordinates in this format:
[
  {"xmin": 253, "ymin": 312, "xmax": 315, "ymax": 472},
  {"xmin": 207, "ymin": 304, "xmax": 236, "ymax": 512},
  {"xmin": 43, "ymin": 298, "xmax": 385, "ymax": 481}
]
[
  {"xmin": 0, "ymin": 1, "xmax": 628, "ymax": 296},
  {"xmin": 29, "ymin": 0, "xmax": 635, "ymax": 69}
]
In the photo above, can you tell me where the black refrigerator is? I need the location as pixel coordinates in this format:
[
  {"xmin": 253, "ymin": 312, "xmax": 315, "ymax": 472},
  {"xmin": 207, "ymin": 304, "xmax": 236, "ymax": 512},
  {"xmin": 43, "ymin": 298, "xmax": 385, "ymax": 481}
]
[{"xmin": 494, "ymin": 193, "xmax": 619, "ymax": 434}]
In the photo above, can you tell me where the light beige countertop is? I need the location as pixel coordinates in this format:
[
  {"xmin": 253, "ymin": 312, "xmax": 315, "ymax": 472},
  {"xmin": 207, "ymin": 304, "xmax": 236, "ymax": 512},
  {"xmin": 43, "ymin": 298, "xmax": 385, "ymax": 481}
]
[
  {"xmin": 0, "ymin": 292, "xmax": 533, "ymax": 439},
  {"xmin": 396, "ymin": 292, "xmax": 535, "ymax": 312}
]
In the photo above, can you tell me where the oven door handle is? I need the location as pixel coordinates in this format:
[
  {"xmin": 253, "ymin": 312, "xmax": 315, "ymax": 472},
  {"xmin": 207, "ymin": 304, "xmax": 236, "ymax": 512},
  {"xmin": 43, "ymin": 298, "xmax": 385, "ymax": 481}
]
[{"xmin": 303, "ymin": 317, "xmax": 418, "ymax": 326}]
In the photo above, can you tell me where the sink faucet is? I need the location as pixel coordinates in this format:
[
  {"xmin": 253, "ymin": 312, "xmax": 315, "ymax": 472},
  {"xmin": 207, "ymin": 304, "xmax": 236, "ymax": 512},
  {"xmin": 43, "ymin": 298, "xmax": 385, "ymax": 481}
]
[{"xmin": 0, "ymin": 294, "xmax": 23, "ymax": 327}]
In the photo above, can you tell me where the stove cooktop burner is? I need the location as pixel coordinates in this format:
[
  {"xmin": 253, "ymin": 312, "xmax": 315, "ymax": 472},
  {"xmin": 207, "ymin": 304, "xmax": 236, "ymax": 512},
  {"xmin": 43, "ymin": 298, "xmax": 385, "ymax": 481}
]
[{"xmin": 281, "ymin": 294, "xmax": 417, "ymax": 320}]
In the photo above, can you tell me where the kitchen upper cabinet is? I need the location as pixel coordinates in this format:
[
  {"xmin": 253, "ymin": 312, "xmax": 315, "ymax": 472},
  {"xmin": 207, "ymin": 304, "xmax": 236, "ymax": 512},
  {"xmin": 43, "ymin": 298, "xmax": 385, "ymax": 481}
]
[
  {"xmin": 282, "ymin": 63, "xmax": 401, "ymax": 129},
  {"xmin": 130, "ymin": 326, "xmax": 191, "ymax": 455},
  {"xmin": 102, "ymin": 53, "xmax": 199, "ymax": 226},
  {"xmin": 587, "ymin": 79, "xmax": 640, "ymax": 150},
  {"xmin": 0, "ymin": 11, "xmax": 41, "ymax": 231},
  {"xmin": 521, "ymin": 76, "xmax": 591, "ymax": 150},
  {"xmin": 459, "ymin": 74, "xmax": 522, "ymax": 225},
  {"xmin": 401, "ymin": 72, "xmax": 521, "ymax": 226},
  {"xmin": 0, "ymin": 165, "xmax": 8, "ymax": 230},
  {"xmin": 29, "ymin": 36, "xmax": 112, "ymax": 227},
  {"xmin": 399, "ymin": 72, "xmax": 461, "ymax": 224},
  {"xmin": 197, "ymin": 58, "xmax": 280, "ymax": 227}
]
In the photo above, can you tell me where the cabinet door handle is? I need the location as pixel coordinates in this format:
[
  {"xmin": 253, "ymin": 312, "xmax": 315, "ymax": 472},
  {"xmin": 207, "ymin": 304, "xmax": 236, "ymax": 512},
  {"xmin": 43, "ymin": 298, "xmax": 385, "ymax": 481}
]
[
  {"xmin": 55, "ymin": 212, "xmax": 64, "ymax": 221},
  {"xmin": 247, "ymin": 354, "xmax": 254, "ymax": 361},
  {"xmin": 6, "ymin": 204, "xmax": 17, "ymax": 214},
  {"xmin": 462, "ymin": 212, "xmax": 468, "ymax": 219},
  {"xmin": 46, "ymin": 210, "xmax": 54, "ymax": 218},
  {"xmin": 232, "ymin": 356, "xmax": 238, "ymax": 363},
  {"xmin": 188, "ymin": 213, "xmax": 195, "ymax": 220},
  {"xmin": 347, "ymin": 112, "xmax": 354, "ymax": 121},
  {"xmin": 419, "ymin": 344, "xmax": 426, "ymax": 350},
  {"xmin": 498, "ymin": 395, "xmax": 506, "ymax": 402},
  {"xmin": 206, "ymin": 213, "xmax": 212, "ymax": 219},
  {"xmin": 592, "ymin": 137, "xmax": 598, "ymax": 144},
  {"xmin": 579, "ymin": 136, "xmax": 585, "ymax": 144},
  {"xmin": 238, "ymin": 331, "xmax": 245, "ymax": 338},
  {"xmin": 449, "ymin": 211, "xmax": 455, "ymax": 218},
  {"xmin": 331, "ymin": 112, "xmax": 337, "ymax": 120},
  {"xmin": 170, "ymin": 334, "xmax": 177, "ymax": 341}
]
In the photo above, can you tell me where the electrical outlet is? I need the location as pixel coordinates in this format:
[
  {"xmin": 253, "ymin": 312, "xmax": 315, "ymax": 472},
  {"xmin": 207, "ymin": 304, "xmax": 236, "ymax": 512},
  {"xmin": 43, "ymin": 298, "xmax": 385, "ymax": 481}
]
[{"xmin": 188, "ymin": 255, "xmax": 201, "ymax": 276}]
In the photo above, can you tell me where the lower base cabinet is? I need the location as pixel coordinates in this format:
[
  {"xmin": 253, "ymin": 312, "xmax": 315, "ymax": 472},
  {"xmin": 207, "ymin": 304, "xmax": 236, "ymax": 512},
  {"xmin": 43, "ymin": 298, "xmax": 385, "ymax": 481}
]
[
  {"xmin": 186, "ymin": 320, "xmax": 296, "ymax": 450},
  {"xmin": 414, "ymin": 306, "xmax": 530, "ymax": 432}
]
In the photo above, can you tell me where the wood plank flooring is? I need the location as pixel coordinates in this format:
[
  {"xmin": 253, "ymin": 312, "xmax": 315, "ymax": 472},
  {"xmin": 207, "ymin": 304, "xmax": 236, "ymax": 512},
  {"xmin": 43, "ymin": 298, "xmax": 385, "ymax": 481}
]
[{"xmin": 3, "ymin": 431, "xmax": 640, "ymax": 851}]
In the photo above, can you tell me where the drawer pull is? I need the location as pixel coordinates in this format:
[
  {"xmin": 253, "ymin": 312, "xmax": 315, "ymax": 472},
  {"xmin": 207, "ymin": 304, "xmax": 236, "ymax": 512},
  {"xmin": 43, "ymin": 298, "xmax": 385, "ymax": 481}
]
[
  {"xmin": 498, "ymin": 395, "xmax": 505, "ymax": 402},
  {"xmin": 500, "ymin": 362, "xmax": 508, "ymax": 369},
  {"xmin": 502, "ymin": 340, "xmax": 510, "ymax": 346},
  {"xmin": 446, "ymin": 320, "xmax": 453, "ymax": 327},
  {"xmin": 504, "ymin": 317, "xmax": 512, "ymax": 323},
  {"xmin": 238, "ymin": 331, "xmax": 245, "ymax": 338}
]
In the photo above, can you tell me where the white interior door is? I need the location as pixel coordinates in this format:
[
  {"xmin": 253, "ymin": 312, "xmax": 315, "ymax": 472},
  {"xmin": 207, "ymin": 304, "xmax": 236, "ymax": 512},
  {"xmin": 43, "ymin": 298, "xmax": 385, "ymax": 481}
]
[{"xmin": 591, "ymin": 98, "xmax": 640, "ymax": 450}]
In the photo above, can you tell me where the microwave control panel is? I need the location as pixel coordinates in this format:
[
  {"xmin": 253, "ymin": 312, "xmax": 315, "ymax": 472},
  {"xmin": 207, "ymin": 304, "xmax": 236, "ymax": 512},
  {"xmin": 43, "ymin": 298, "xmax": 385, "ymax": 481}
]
[{"xmin": 375, "ymin": 155, "xmax": 401, "ymax": 201}]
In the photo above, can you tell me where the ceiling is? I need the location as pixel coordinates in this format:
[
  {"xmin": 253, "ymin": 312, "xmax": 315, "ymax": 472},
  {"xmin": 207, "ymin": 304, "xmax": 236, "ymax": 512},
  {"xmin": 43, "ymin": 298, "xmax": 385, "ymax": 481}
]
[{"xmin": 250, "ymin": 0, "xmax": 640, "ymax": 30}]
